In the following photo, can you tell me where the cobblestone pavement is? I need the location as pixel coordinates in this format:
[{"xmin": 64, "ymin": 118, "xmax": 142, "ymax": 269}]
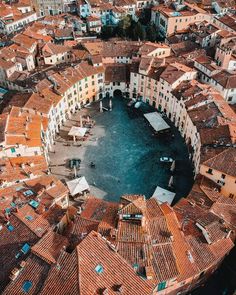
[{"xmin": 49, "ymin": 97, "xmax": 193, "ymax": 203}]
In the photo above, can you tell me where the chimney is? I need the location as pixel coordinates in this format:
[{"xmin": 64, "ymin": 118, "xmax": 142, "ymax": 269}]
[
  {"xmin": 225, "ymin": 228, "xmax": 232, "ymax": 239},
  {"xmin": 113, "ymin": 284, "xmax": 123, "ymax": 293},
  {"xmin": 145, "ymin": 266, "xmax": 154, "ymax": 280},
  {"xmin": 9, "ymin": 268, "xmax": 21, "ymax": 281}
]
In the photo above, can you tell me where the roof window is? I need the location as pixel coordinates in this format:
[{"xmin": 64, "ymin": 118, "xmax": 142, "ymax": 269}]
[
  {"xmin": 95, "ymin": 264, "xmax": 104, "ymax": 274},
  {"xmin": 22, "ymin": 281, "xmax": 33, "ymax": 293}
]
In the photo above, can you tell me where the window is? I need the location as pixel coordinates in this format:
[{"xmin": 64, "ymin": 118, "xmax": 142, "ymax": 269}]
[
  {"xmin": 207, "ymin": 168, "xmax": 213, "ymax": 175},
  {"xmin": 157, "ymin": 281, "xmax": 166, "ymax": 291},
  {"xmin": 221, "ymin": 174, "xmax": 226, "ymax": 179},
  {"xmin": 199, "ymin": 271, "xmax": 205, "ymax": 279}
]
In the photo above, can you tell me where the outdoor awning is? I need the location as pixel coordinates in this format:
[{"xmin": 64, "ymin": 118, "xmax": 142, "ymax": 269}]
[
  {"xmin": 144, "ymin": 112, "xmax": 170, "ymax": 132},
  {"xmin": 151, "ymin": 185, "xmax": 175, "ymax": 205},
  {"xmin": 68, "ymin": 126, "xmax": 87, "ymax": 137},
  {"xmin": 66, "ymin": 176, "xmax": 90, "ymax": 196}
]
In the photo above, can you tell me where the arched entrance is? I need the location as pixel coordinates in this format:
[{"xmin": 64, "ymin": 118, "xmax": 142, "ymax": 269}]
[{"xmin": 113, "ymin": 89, "xmax": 122, "ymax": 97}]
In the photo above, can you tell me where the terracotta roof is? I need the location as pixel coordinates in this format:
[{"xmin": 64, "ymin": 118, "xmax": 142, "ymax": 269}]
[
  {"xmin": 42, "ymin": 43, "xmax": 70, "ymax": 56},
  {"xmin": 200, "ymin": 124, "xmax": 234, "ymax": 146},
  {"xmin": 212, "ymin": 70, "xmax": 236, "ymax": 89},
  {"xmin": 0, "ymin": 113, "xmax": 8, "ymax": 143},
  {"xmin": 160, "ymin": 62, "xmax": 195, "ymax": 85},
  {"xmin": 25, "ymin": 175, "xmax": 68, "ymax": 201},
  {"xmin": 76, "ymin": 231, "xmax": 153, "ymax": 294},
  {"xmin": 2, "ymin": 254, "xmax": 50, "ymax": 295},
  {"xmin": 105, "ymin": 63, "xmax": 130, "ymax": 83},
  {"xmin": 66, "ymin": 216, "xmax": 99, "ymax": 247},
  {"xmin": 5, "ymin": 107, "xmax": 43, "ymax": 148},
  {"xmin": 163, "ymin": 209, "xmax": 198, "ymax": 281},
  {"xmin": 0, "ymin": 215, "xmax": 39, "ymax": 292},
  {"xmin": 217, "ymin": 14, "xmax": 236, "ymax": 31},
  {"xmin": 0, "ymin": 155, "xmax": 48, "ymax": 184},
  {"xmin": 117, "ymin": 220, "xmax": 148, "ymax": 243},
  {"xmin": 12, "ymin": 34, "xmax": 36, "ymax": 49},
  {"xmin": 31, "ymin": 230, "xmax": 69, "ymax": 264},
  {"xmin": 196, "ymin": 212, "xmax": 228, "ymax": 243},
  {"xmin": 202, "ymin": 147, "xmax": 236, "ymax": 176},
  {"xmin": 14, "ymin": 204, "xmax": 51, "ymax": 238},
  {"xmin": 81, "ymin": 197, "xmax": 118, "ymax": 224},
  {"xmin": 151, "ymin": 243, "xmax": 179, "ymax": 282},
  {"xmin": 24, "ymin": 92, "xmax": 53, "ymax": 115},
  {"xmin": 210, "ymin": 197, "xmax": 236, "ymax": 227},
  {"xmin": 40, "ymin": 250, "xmax": 79, "ymax": 295}
]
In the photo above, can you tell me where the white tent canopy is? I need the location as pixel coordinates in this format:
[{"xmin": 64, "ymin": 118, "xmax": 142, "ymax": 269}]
[
  {"xmin": 151, "ymin": 185, "xmax": 175, "ymax": 205},
  {"xmin": 68, "ymin": 126, "xmax": 87, "ymax": 137},
  {"xmin": 144, "ymin": 112, "xmax": 170, "ymax": 132},
  {"xmin": 66, "ymin": 176, "xmax": 90, "ymax": 196}
]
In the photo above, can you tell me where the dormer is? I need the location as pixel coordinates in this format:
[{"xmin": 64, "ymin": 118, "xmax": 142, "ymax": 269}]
[{"xmin": 118, "ymin": 195, "xmax": 146, "ymax": 223}]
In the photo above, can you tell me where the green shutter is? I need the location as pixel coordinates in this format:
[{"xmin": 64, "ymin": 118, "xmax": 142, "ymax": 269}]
[
  {"xmin": 11, "ymin": 148, "xmax": 16, "ymax": 153},
  {"xmin": 157, "ymin": 281, "xmax": 166, "ymax": 291}
]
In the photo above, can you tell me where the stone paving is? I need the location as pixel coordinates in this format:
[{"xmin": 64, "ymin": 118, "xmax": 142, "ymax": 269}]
[{"xmin": 49, "ymin": 97, "xmax": 194, "ymax": 203}]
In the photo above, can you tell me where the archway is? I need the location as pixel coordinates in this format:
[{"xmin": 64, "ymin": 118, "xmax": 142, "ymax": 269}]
[{"xmin": 113, "ymin": 89, "xmax": 122, "ymax": 98}]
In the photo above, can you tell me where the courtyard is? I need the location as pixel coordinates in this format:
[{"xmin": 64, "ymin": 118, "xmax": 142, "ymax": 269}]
[{"xmin": 49, "ymin": 96, "xmax": 194, "ymax": 203}]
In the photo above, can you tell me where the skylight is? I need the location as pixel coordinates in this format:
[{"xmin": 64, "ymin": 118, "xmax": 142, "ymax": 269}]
[
  {"xmin": 25, "ymin": 215, "xmax": 33, "ymax": 221},
  {"xmin": 23, "ymin": 190, "xmax": 34, "ymax": 197},
  {"xmin": 95, "ymin": 264, "xmax": 104, "ymax": 274},
  {"xmin": 21, "ymin": 243, "xmax": 30, "ymax": 254},
  {"xmin": 7, "ymin": 224, "xmax": 14, "ymax": 232},
  {"xmin": 29, "ymin": 200, "xmax": 39, "ymax": 209},
  {"xmin": 22, "ymin": 281, "xmax": 33, "ymax": 293}
]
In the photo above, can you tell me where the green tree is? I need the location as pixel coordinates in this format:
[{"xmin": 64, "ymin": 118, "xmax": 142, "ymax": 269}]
[
  {"xmin": 101, "ymin": 26, "xmax": 115, "ymax": 39},
  {"xmin": 139, "ymin": 8, "xmax": 152, "ymax": 25},
  {"xmin": 134, "ymin": 22, "xmax": 146, "ymax": 41},
  {"xmin": 118, "ymin": 15, "xmax": 132, "ymax": 37},
  {"xmin": 146, "ymin": 23, "xmax": 157, "ymax": 42}
]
